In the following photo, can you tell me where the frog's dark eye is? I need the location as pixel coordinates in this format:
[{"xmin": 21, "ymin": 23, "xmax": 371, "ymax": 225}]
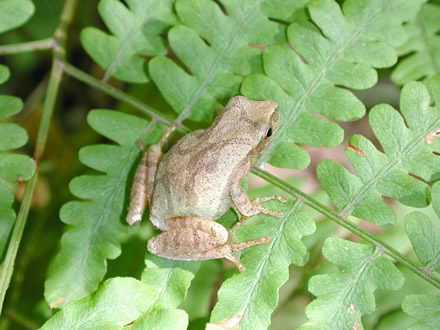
[{"xmin": 266, "ymin": 127, "xmax": 272, "ymax": 138}]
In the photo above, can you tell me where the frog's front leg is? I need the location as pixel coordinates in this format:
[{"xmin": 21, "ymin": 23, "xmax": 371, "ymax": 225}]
[
  {"xmin": 229, "ymin": 161, "xmax": 287, "ymax": 221},
  {"xmin": 126, "ymin": 125, "xmax": 176, "ymax": 226},
  {"xmin": 147, "ymin": 216, "xmax": 269, "ymax": 272}
]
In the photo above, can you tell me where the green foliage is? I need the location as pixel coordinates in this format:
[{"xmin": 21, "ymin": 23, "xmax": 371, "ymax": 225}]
[
  {"xmin": 401, "ymin": 182, "xmax": 440, "ymax": 329},
  {"xmin": 141, "ymin": 256, "xmax": 199, "ymax": 310},
  {"xmin": 210, "ymin": 197, "xmax": 315, "ymax": 329},
  {"xmin": 402, "ymin": 294, "xmax": 440, "ymax": 329},
  {"xmin": 0, "ymin": 0, "xmax": 34, "ymax": 34},
  {"xmin": 134, "ymin": 255, "xmax": 197, "ymax": 328},
  {"xmin": 81, "ymin": 0, "xmax": 176, "ymax": 83},
  {"xmin": 242, "ymin": 0, "xmax": 422, "ymax": 169},
  {"xmin": 405, "ymin": 181, "xmax": 440, "ymax": 272},
  {"xmin": 301, "ymin": 238, "xmax": 404, "ymax": 329},
  {"xmin": 44, "ymin": 110, "xmax": 163, "ymax": 307},
  {"xmin": 2, "ymin": 0, "xmax": 440, "ymax": 328},
  {"xmin": 131, "ymin": 308, "xmax": 188, "ymax": 330},
  {"xmin": 317, "ymin": 76, "xmax": 440, "ymax": 227},
  {"xmin": 0, "ymin": 65, "xmax": 35, "ymax": 258},
  {"xmin": 149, "ymin": 0, "xmax": 287, "ymax": 123},
  {"xmin": 41, "ymin": 277, "xmax": 157, "ymax": 329},
  {"xmin": 392, "ymin": 3, "xmax": 440, "ymax": 85}
]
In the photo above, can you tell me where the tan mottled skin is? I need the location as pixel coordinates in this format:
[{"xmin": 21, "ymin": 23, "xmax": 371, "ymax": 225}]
[{"xmin": 126, "ymin": 95, "xmax": 286, "ymax": 272}]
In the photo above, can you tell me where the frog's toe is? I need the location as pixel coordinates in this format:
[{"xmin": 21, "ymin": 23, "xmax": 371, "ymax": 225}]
[
  {"xmin": 276, "ymin": 195, "xmax": 288, "ymax": 203},
  {"xmin": 262, "ymin": 208, "xmax": 283, "ymax": 218}
]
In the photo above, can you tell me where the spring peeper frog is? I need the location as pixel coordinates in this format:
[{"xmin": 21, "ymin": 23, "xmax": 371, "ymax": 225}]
[{"xmin": 126, "ymin": 95, "xmax": 286, "ymax": 272}]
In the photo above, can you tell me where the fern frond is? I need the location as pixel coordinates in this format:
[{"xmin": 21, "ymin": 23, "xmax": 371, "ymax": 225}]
[
  {"xmin": 132, "ymin": 309, "xmax": 188, "ymax": 330},
  {"xmin": 0, "ymin": 65, "xmax": 36, "ymax": 258},
  {"xmin": 401, "ymin": 182, "xmax": 440, "ymax": 329},
  {"xmin": 392, "ymin": 3, "xmax": 440, "ymax": 85},
  {"xmin": 405, "ymin": 180, "xmax": 440, "ymax": 274},
  {"xmin": 0, "ymin": 0, "xmax": 34, "ymax": 34},
  {"xmin": 44, "ymin": 110, "xmax": 164, "ymax": 307},
  {"xmin": 41, "ymin": 278, "xmax": 157, "ymax": 329},
  {"xmin": 130, "ymin": 255, "xmax": 197, "ymax": 328},
  {"xmin": 402, "ymin": 294, "xmax": 440, "ymax": 329},
  {"xmin": 209, "ymin": 193, "xmax": 315, "ymax": 329},
  {"xmin": 242, "ymin": 0, "xmax": 422, "ymax": 169},
  {"xmin": 81, "ymin": 0, "xmax": 176, "ymax": 83},
  {"xmin": 300, "ymin": 238, "xmax": 404, "ymax": 329},
  {"xmin": 150, "ymin": 0, "xmax": 287, "ymax": 124},
  {"xmin": 317, "ymin": 75, "xmax": 440, "ymax": 227},
  {"xmin": 260, "ymin": 0, "xmax": 309, "ymax": 23},
  {"xmin": 141, "ymin": 255, "xmax": 199, "ymax": 310}
]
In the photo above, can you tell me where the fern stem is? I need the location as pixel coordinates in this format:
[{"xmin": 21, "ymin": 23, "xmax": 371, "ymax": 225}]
[
  {"xmin": 0, "ymin": 38, "xmax": 54, "ymax": 55},
  {"xmin": 252, "ymin": 167, "xmax": 440, "ymax": 290},
  {"xmin": 61, "ymin": 62, "xmax": 187, "ymax": 130},
  {"xmin": 0, "ymin": 0, "xmax": 78, "ymax": 314}
]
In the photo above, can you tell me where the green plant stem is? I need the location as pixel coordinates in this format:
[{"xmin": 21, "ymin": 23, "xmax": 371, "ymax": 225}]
[
  {"xmin": 62, "ymin": 62, "xmax": 186, "ymax": 131},
  {"xmin": 0, "ymin": 0, "xmax": 78, "ymax": 315},
  {"xmin": 252, "ymin": 167, "xmax": 440, "ymax": 290},
  {"xmin": 0, "ymin": 38, "xmax": 54, "ymax": 55}
]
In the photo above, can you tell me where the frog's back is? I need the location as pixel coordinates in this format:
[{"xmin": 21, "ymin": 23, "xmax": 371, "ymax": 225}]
[{"xmin": 149, "ymin": 129, "xmax": 250, "ymax": 230}]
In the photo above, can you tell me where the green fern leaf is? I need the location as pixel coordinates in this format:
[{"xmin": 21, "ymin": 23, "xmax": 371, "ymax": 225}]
[
  {"xmin": 141, "ymin": 255, "xmax": 199, "ymax": 310},
  {"xmin": 209, "ymin": 198, "xmax": 315, "ymax": 329},
  {"xmin": 128, "ymin": 256, "xmax": 197, "ymax": 329},
  {"xmin": 300, "ymin": 238, "xmax": 404, "ymax": 330},
  {"xmin": 80, "ymin": 0, "xmax": 176, "ymax": 83},
  {"xmin": 41, "ymin": 277, "xmax": 157, "ymax": 329},
  {"xmin": 132, "ymin": 309, "xmax": 188, "ymax": 330},
  {"xmin": 149, "ymin": 0, "xmax": 286, "ymax": 124},
  {"xmin": 260, "ymin": 0, "xmax": 309, "ymax": 23},
  {"xmin": 44, "ymin": 110, "xmax": 164, "ymax": 307},
  {"xmin": 242, "ymin": 0, "xmax": 422, "ymax": 169},
  {"xmin": 0, "ymin": 0, "xmax": 34, "ymax": 34},
  {"xmin": 391, "ymin": 3, "xmax": 440, "ymax": 85},
  {"xmin": 402, "ymin": 294, "xmax": 440, "ymax": 330},
  {"xmin": 405, "ymin": 181, "xmax": 440, "ymax": 273},
  {"xmin": 0, "ymin": 65, "xmax": 36, "ymax": 258},
  {"xmin": 317, "ymin": 75, "xmax": 440, "ymax": 227}
]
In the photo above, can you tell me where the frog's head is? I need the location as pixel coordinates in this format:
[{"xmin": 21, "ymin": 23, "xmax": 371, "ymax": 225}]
[{"xmin": 222, "ymin": 95, "xmax": 279, "ymax": 155}]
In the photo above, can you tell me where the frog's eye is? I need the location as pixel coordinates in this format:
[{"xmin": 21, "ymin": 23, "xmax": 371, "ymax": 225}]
[
  {"xmin": 261, "ymin": 127, "xmax": 273, "ymax": 143},
  {"xmin": 266, "ymin": 127, "xmax": 273, "ymax": 138}
]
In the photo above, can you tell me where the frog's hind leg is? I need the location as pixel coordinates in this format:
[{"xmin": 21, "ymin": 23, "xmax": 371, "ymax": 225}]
[
  {"xmin": 126, "ymin": 124, "xmax": 176, "ymax": 226},
  {"xmin": 147, "ymin": 216, "xmax": 269, "ymax": 272}
]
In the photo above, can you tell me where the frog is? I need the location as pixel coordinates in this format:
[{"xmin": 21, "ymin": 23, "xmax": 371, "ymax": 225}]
[{"xmin": 126, "ymin": 95, "xmax": 286, "ymax": 272}]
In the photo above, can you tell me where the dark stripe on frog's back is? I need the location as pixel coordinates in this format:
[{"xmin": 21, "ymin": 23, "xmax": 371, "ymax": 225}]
[{"xmin": 183, "ymin": 137, "xmax": 255, "ymax": 199}]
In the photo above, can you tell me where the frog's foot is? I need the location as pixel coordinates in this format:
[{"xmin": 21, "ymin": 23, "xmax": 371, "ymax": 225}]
[
  {"xmin": 218, "ymin": 236, "xmax": 270, "ymax": 272},
  {"xmin": 253, "ymin": 195, "xmax": 287, "ymax": 218}
]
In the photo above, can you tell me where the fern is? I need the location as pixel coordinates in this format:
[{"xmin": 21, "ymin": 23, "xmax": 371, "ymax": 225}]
[
  {"xmin": 81, "ymin": 0, "xmax": 176, "ymax": 83},
  {"xmin": 44, "ymin": 110, "xmax": 164, "ymax": 307},
  {"xmin": 0, "ymin": 0, "xmax": 34, "ymax": 34},
  {"xmin": 405, "ymin": 181, "xmax": 440, "ymax": 273},
  {"xmin": 209, "ymin": 187, "xmax": 315, "ymax": 329},
  {"xmin": 401, "ymin": 181, "xmax": 440, "ymax": 329},
  {"xmin": 300, "ymin": 238, "xmax": 404, "ymax": 329},
  {"xmin": 132, "ymin": 256, "xmax": 197, "ymax": 328},
  {"xmin": 41, "ymin": 277, "xmax": 157, "ymax": 329},
  {"xmin": 391, "ymin": 2, "xmax": 440, "ymax": 85},
  {"xmin": 149, "ymin": 0, "xmax": 288, "ymax": 124},
  {"xmin": 317, "ymin": 76, "xmax": 440, "ymax": 227},
  {"xmin": 2, "ymin": 0, "xmax": 440, "ymax": 328},
  {"xmin": 402, "ymin": 294, "xmax": 440, "ymax": 329},
  {"xmin": 242, "ymin": 0, "xmax": 422, "ymax": 169},
  {"xmin": 0, "ymin": 65, "xmax": 36, "ymax": 259}
]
